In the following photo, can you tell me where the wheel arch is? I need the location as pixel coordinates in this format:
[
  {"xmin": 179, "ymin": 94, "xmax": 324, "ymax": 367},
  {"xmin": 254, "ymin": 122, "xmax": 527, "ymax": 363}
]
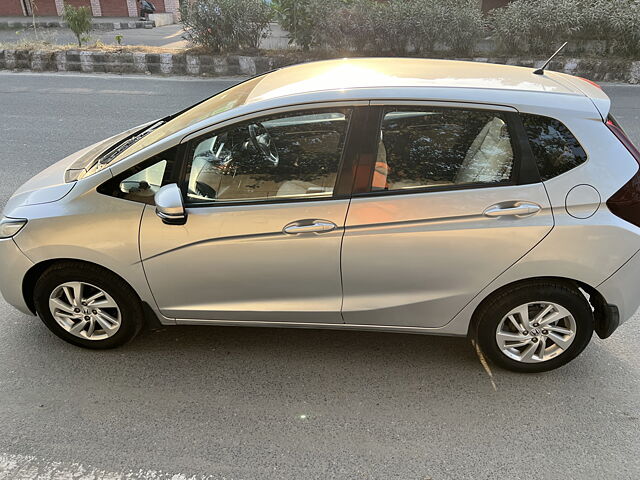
[
  {"xmin": 467, "ymin": 276, "xmax": 611, "ymax": 338},
  {"xmin": 22, "ymin": 258, "xmax": 144, "ymax": 315}
]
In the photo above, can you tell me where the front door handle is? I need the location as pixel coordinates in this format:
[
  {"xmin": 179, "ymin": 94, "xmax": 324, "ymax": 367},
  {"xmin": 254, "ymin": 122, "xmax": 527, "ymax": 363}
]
[
  {"xmin": 283, "ymin": 219, "xmax": 337, "ymax": 235},
  {"xmin": 484, "ymin": 202, "xmax": 542, "ymax": 218}
]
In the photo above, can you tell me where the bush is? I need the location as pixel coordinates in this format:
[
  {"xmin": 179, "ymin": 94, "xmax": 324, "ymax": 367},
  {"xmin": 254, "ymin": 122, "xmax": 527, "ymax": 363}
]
[
  {"xmin": 303, "ymin": 0, "xmax": 485, "ymax": 55},
  {"xmin": 490, "ymin": 0, "xmax": 581, "ymax": 54},
  {"xmin": 490, "ymin": 0, "xmax": 640, "ymax": 56},
  {"xmin": 185, "ymin": 0, "xmax": 639, "ymax": 57},
  {"xmin": 304, "ymin": 0, "xmax": 373, "ymax": 53},
  {"xmin": 578, "ymin": 0, "xmax": 640, "ymax": 55},
  {"xmin": 272, "ymin": 0, "xmax": 360, "ymax": 51},
  {"xmin": 62, "ymin": 3, "xmax": 92, "ymax": 47},
  {"xmin": 180, "ymin": 0, "xmax": 273, "ymax": 53},
  {"xmin": 271, "ymin": 0, "xmax": 314, "ymax": 50},
  {"xmin": 438, "ymin": 0, "xmax": 486, "ymax": 55}
]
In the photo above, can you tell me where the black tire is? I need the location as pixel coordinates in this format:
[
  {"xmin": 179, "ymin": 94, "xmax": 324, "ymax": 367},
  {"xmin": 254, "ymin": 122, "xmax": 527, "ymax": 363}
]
[
  {"xmin": 34, "ymin": 262, "xmax": 144, "ymax": 349},
  {"xmin": 473, "ymin": 280, "xmax": 594, "ymax": 373}
]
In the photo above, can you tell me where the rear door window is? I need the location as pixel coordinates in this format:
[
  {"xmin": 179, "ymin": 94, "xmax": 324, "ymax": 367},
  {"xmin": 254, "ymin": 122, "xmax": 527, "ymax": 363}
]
[
  {"xmin": 370, "ymin": 107, "xmax": 516, "ymax": 192},
  {"xmin": 521, "ymin": 114, "xmax": 587, "ymax": 181}
]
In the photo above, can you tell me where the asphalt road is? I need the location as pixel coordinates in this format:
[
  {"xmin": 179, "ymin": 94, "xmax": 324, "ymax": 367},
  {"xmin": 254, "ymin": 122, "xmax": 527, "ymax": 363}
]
[{"xmin": 0, "ymin": 72, "xmax": 639, "ymax": 480}]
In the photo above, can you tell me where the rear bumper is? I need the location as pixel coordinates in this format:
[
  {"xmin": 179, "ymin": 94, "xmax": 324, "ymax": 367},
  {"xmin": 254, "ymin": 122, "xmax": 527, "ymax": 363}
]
[
  {"xmin": 0, "ymin": 238, "xmax": 33, "ymax": 315},
  {"xmin": 598, "ymin": 248, "xmax": 640, "ymax": 327}
]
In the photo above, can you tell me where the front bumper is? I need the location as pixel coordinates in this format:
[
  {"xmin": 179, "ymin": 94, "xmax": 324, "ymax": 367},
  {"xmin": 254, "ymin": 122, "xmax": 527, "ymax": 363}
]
[
  {"xmin": 0, "ymin": 238, "xmax": 34, "ymax": 315},
  {"xmin": 598, "ymin": 247, "xmax": 640, "ymax": 327}
]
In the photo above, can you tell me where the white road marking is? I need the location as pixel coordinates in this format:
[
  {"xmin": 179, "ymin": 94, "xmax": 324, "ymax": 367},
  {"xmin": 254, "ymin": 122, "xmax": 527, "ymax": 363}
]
[
  {"xmin": 0, "ymin": 87, "xmax": 158, "ymax": 96},
  {"xmin": 472, "ymin": 339, "xmax": 498, "ymax": 391},
  {"xmin": 0, "ymin": 453, "xmax": 221, "ymax": 480}
]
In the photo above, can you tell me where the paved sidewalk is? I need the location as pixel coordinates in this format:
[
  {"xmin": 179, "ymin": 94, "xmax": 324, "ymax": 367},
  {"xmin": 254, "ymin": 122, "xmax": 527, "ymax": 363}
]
[
  {"xmin": 0, "ymin": 24, "xmax": 187, "ymax": 49},
  {"xmin": 0, "ymin": 16, "xmax": 154, "ymax": 30},
  {"xmin": 0, "ymin": 20, "xmax": 290, "ymax": 50}
]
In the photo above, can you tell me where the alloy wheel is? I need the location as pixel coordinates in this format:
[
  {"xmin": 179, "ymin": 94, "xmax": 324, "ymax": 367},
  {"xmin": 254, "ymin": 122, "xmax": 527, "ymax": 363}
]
[
  {"xmin": 48, "ymin": 281, "xmax": 122, "ymax": 341},
  {"xmin": 495, "ymin": 301, "xmax": 577, "ymax": 363}
]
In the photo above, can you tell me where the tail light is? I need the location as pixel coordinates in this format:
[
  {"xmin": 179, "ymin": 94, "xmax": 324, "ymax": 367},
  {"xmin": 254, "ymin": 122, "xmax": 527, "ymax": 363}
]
[{"xmin": 606, "ymin": 117, "xmax": 640, "ymax": 227}]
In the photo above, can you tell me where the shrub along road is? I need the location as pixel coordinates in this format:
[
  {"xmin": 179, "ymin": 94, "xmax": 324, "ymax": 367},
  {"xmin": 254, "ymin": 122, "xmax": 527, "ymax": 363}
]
[{"xmin": 0, "ymin": 72, "xmax": 639, "ymax": 479}]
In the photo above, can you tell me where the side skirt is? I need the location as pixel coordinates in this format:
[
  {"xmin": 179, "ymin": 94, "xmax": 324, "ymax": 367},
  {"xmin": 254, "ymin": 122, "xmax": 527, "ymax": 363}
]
[{"xmin": 173, "ymin": 318, "xmax": 466, "ymax": 337}]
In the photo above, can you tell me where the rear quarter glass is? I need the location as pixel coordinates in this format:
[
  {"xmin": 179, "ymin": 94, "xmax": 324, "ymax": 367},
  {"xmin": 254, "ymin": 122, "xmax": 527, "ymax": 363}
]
[{"xmin": 520, "ymin": 113, "xmax": 588, "ymax": 181}]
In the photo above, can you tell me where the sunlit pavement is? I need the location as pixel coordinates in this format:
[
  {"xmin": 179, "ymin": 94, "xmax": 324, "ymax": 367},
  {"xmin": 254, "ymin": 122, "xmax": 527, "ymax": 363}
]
[
  {"xmin": 0, "ymin": 24, "xmax": 189, "ymax": 49},
  {"xmin": 0, "ymin": 72, "xmax": 639, "ymax": 479}
]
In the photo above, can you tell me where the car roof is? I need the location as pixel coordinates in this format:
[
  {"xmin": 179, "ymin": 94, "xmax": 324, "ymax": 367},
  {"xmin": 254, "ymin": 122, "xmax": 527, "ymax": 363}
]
[
  {"xmin": 109, "ymin": 58, "xmax": 612, "ymax": 174},
  {"xmin": 236, "ymin": 57, "xmax": 610, "ymax": 121},
  {"xmin": 246, "ymin": 58, "xmax": 579, "ymax": 102}
]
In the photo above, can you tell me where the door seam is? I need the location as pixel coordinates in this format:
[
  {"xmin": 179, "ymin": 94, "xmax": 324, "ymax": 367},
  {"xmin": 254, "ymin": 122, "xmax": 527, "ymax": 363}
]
[
  {"xmin": 136, "ymin": 204, "xmax": 173, "ymax": 323},
  {"xmin": 446, "ymin": 189, "xmax": 556, "ymax": 327},
  {"xmin": 339, "ymin": 198, "xmax": 352, "ymax": 323}
]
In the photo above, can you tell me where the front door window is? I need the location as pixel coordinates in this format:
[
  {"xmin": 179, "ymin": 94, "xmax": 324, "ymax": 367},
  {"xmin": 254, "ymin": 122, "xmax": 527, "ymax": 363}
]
[{"xmin": 185, "ymin": 109, "xmax": 352, "ymax": 203}]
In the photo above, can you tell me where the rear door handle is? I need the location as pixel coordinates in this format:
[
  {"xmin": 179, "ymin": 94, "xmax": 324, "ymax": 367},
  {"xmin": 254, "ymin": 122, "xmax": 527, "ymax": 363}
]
[
  {"xmin": 484, "ymin": 202, "xmax": 542, "ymax": 218},
  {"xmin": 283, "ymin": 219, "xmax": 337, "ymax": 235}
]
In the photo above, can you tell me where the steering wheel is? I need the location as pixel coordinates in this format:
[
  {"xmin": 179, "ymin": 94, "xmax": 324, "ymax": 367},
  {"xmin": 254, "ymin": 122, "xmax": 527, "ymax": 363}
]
[{"xmin": 248, "ymin": 123, "xmax": 279, "ymax": 167}]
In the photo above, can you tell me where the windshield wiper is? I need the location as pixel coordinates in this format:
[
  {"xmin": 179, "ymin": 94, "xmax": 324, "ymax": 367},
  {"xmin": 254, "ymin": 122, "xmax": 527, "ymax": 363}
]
[{"xmin": 97, "ymin": 120, "xmax": 166, "ymax": 166}]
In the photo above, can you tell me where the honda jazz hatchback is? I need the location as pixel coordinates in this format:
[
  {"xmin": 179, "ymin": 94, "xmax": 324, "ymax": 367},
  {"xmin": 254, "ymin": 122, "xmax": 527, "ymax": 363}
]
[{"xmin": 2, "ymin": 58, "xmax": 640, "ymax": 372}]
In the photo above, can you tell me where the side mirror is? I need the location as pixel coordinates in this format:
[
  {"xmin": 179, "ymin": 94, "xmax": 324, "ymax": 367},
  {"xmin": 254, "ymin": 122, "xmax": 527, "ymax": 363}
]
[{"xmin": 154, "ymin": 184, "xmax": 187, "ymax": 225}]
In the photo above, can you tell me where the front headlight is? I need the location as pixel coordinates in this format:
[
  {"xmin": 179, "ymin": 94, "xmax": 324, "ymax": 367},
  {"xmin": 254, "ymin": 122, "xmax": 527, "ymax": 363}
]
[{"xmin": 0, "ymin": 217, "xmax": 27, "ymax": 239}]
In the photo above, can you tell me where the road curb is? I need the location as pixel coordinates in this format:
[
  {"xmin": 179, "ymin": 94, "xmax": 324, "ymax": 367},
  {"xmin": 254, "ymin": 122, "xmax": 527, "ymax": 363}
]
[
  {"xmin": 0, "ymin": 49, "xmax": 279, "ymax": 76},
  {"xmin": 1, "ymin": 49, "xmax": 639, "ymax": 83}
]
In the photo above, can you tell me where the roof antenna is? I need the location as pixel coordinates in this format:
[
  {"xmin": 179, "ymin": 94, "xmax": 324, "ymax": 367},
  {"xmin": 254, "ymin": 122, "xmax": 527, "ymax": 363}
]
[{"xmin": 533, "ymin": 42, "xmax": 568, "ymax": 75}]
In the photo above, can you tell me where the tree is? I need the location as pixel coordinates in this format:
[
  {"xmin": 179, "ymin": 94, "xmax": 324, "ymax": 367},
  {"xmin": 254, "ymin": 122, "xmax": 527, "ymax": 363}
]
[{"xmin": 62, "ymin": 4, "xmax": 92, "ymax": 47}]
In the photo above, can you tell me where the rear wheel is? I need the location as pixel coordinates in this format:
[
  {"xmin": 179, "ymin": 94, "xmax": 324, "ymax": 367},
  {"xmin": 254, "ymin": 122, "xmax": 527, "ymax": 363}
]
[
  {"xmin": 474, "ymin": 281, "xmax": 594, "ymax": 373},
  {"xmin": 34, "ymin": 262, "xmax": 144, "ymax": 349}
]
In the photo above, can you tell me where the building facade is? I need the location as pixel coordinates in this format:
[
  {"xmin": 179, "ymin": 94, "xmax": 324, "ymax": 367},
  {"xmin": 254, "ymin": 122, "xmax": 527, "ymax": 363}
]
[{"xmin": 2, "ymin": 0, "xmax": 180, "ymax": 17}]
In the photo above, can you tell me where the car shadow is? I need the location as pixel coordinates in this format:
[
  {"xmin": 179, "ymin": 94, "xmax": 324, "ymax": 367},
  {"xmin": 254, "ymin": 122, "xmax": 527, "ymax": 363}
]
[{"xmin": 15, "ymin": 314, "xmax": 635, "ymax": 394}]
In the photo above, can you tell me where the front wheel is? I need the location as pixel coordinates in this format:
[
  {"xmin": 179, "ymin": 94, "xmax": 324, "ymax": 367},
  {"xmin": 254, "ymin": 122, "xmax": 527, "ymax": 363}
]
[
  {"xmin": 473, "ymin": 281, "xmax": 594, "ymax": 373},
  {"xmin": 34, "ymin": 262, "xmax": 144, "ymax": 349}
]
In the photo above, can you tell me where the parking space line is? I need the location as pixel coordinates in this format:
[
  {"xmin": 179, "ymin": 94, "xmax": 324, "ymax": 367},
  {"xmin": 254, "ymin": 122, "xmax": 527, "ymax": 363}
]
[{"xmin": 0, "ymin": 453, "xmax": 216, "ymax": 480}]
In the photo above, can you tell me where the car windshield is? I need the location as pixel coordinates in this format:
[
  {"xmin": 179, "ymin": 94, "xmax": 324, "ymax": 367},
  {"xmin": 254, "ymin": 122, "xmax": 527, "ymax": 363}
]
[{"xmin": 85, "ymin": 76, "xmax": 264, "ymax": 176}]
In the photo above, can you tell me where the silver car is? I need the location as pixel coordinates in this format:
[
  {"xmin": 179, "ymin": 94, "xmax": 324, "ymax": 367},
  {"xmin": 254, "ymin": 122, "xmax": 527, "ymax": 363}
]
[{"xmin": 2, "ymin": 58, "xmax": 640, "ymax": 372}]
